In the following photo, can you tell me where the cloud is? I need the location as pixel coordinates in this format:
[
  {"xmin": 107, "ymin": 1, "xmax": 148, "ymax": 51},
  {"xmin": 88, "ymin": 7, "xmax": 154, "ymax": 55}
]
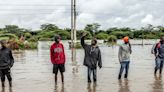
[
  {"xmin": 0, "ymin": 0, "xmax": 163, "ymax": 30},
  {"xmin": 141, "ymin": 14, "xmax": 164, "ymax": 26},
  {"xmin": 141, "ymin": 14, "xmax": 154, "ymax": 24}
]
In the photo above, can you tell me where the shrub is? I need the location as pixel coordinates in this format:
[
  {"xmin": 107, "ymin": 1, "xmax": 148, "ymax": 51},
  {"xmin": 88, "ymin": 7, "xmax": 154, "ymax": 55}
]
[
  {"xmin": 111, "ymin": 31, "xmax": 133, "ymax": 39},
  {"xmin": 75, "ymin": 42, "xmax": 82, "ymax": 49},
  {"xmin": 0, "ymin": 33, "xmax": 18, "ymax": 39},
  {"xmin": 39, "ymin": 38, "xmax": 52, "ymax": 41},
  {"xmin": 55, "ymin": 30, "xmax": 70, "ymax": 40},
  {"xmin": 7, "ymin": 39, "xmax": 37, "ymax": 50},
  {"xmin": 144, "ymin": 34, "xmax": 158, "ymax": 39},
  {"xmin": 96, "ymin": 33, "xmax": 109, "ymax": 39},
  {"xmin": 108, "ymin": 35, "xmax": 117, "ymax": 43},
  {"xmin": 27, "ymin": 42, "xmax": 38, "ymax": 49},
  {"xmin": 28, "ymin": 36, "xmax": 39, "ymax": 42},
  {"xmin": 24, "ymin": 33, "xmax": 32, "ymax": 40}
]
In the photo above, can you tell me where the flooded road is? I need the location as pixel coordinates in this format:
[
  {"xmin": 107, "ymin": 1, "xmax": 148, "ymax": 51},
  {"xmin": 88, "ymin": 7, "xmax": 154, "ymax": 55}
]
[{"xmin": 1, "ymin": 41, "xmax": 164, "ymax": 92}]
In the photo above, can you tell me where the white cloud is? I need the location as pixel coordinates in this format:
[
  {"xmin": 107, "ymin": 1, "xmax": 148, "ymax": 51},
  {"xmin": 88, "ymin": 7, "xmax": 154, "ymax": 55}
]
[
  {"xmin": 0, "ymin": 0, "xmax": 163, "ymax": 30},
  {"xmin": 114, "ymin": 17, "xmax": 123, "ymax": 23},
  {"xmin": 141, "ymin": 14, "xmax": 154, "ymax": 24},
  {"xmin": 77, "ymin": 13, "xmax": 97, "ymax": 29}
]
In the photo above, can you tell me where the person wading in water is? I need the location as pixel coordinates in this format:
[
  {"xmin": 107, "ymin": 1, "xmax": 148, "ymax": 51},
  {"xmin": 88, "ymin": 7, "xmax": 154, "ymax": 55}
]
[
  {"xmin": 118, "ymin": 36, "xmax": 132, "ymax": 79},
  {"xmin": 81, "ymin": 32, "xmax": 102, "ymax": 83},
  {"xmin": 0, "ymin": 40, "xmax": 14, "ymax": 87},
  {"xmin": 50, "ymin": 35, "xmax": 66, "ymax": 85}
]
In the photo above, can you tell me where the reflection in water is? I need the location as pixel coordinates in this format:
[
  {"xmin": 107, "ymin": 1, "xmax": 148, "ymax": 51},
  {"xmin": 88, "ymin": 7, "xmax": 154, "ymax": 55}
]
[
  {"xmin": 72, "ymin": 65, "xmax": 79, "ymax": 74},
  {"xmin": 9, "ymin": 88, "xmax": 12, "ymax": 92},
  {"xmin": 54, "ymin": 84, "xmax": 64, "ymax": 92},
  {"xmin": 1, "ymin": 87, "xmax": 5, "ymax": 92},
  {"xmin": 152, "ymin": 75, "xmax": 163, "ymax": 92},
  {"xmin": 118, "ymin": 79, "xmax": 130, "ymax": 92},
  {"xmin": 87, "ymin": 83, "xmax": 96, "ymax": 92},
  {"xmin": 71, "ymin": 48, "xmax": 76, "ymax": 65},
  {"xmin": 72, "ymin": 48, "xmax": 79, "ymax": 74},
  {"xmin": 1, "ymin": 87, "xmax": 13, "ymax": 92},
  {"xmin": 13, "ymin": 51, "xmax": 26, "ymax": 63}
]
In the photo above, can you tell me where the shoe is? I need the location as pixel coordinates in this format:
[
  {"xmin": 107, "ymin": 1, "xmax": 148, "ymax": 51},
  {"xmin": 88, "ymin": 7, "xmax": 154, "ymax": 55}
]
[
  {"xmin": 9, "ymin": 81, "xmax": 12, "ymax": 87},
  {"xmin": 2, "ymin": 82, "xmax": 5, "ymax": 87},
  {"xmin": 93, "ymin": 79, "xmax": 97, "ymax": 83},
  {"xmin": 160, "ymin": 69, "xmax": 162, "ymax": 74},
  {"xmin": 154, "ymin": 69, "xmax": 157, "ymax": 75},
  {"xmin": 124, "ymin": 74, "xmax": 128, "ymax": 78},
  {"xmin": 118, "ymin": 75, "xmax": 121, "ymax": 79},
  {"xmin": 62, "ymin": 82, "xmax": 64, "ymax": 85},
  {"xmin": 88, "ymin": 80, "xmax": 91, "ymax": 83}
]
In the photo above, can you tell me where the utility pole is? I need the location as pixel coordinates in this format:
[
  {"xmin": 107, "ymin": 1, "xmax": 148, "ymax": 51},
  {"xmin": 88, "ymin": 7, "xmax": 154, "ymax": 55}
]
[
  {"xmin": 71, "ymin": 0, "xmax": 73, "ymax": 44},
  {"xmin": 73, "ymin": 0, "xmax": 77, "ymax": 42},
  {"xmin": 71, "ymin": 0, "xmax": 77, "ymax": 63}
]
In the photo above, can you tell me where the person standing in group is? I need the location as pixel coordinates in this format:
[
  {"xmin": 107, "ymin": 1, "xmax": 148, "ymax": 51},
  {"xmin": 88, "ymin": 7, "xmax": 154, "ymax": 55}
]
[
  {"xmin": 50, "ymin": 35, "xmax": 66, "ymax": 85},
  {"xmin": 0, "ymin": 40, "xmax": 14, "ymax": 87},
  {"xmin": 118, "ymin": 36, "xmax": 132, "ymax": 79},
  {"xmin": 153, "ymin": 36, "xmax": 164, "ymax": 75},
  {"xmin": 81, "ymin": 32, "xmax": 102, "ymax": 83}
]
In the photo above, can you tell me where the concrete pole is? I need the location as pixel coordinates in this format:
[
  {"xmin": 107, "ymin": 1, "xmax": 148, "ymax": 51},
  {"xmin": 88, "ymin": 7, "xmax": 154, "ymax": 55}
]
[{"xmin": 71, "ymin": 0, "xmax": 77, "ymax": 63}]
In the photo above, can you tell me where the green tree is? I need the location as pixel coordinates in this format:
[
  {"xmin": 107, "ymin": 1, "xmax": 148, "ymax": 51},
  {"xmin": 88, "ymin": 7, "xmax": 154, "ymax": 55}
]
[
  {"xmin": 119, "ymin": 27, "xmax": 131, "ymax": 32},
  {"xmin": 55, "ymin": 30, "xmax": 71, "ymax": 40},
  {"xmin": 84, "ymin": 23, "xmax": 101, "ymax": 36},
  {"xmin": 4, "ymin": 25, "xmax": 24, "ymax": 37},
  {"xmin": 40, "ymin": 23, "xmax": 58, "ymax": 31},
  {"xmin": 77, "ymin": 30, "xmax": 92, "ymax": 39},
  {"xmin": 92, "ymin": 23, "xmax": 101, "ymax": 32},
  {"xmin": 96, "ymin": 33, "xmax": 109, "ymax": 39},
  {"xmin": 84, "ymin": 24, "xmax": 94, "ymax": 36}
]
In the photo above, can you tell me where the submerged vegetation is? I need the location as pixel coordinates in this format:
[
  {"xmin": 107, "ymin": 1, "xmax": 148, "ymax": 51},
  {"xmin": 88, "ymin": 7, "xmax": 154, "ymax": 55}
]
[{"xmin": 0, "ymin": 23, "xmax": 164, "ymax": 49}]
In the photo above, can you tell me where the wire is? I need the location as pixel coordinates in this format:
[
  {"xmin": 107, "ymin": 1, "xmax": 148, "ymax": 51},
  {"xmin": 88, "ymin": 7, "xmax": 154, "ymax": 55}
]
[
  {"xmin": 0, "ymin": 12, "xmax": 71, "ymax": 16},
  {"xmin": 0, "ymin": 9, "xmax": 71, "ymax": 11},
  {"xmin": 0, "ymin": 4, "xmax": 72, "ymax": 6}
]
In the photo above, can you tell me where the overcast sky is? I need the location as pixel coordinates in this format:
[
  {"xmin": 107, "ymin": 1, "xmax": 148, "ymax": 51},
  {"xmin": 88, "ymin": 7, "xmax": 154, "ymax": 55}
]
[{"xmin": 0, "ymin": 0, "xmax": 163, "ymax": 30}]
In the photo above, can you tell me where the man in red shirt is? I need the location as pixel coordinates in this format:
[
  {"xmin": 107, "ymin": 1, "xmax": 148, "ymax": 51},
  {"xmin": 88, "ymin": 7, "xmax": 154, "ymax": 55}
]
[{"xmin": 50, "ymin": 35, "xmax": 66, "ymax": 85}]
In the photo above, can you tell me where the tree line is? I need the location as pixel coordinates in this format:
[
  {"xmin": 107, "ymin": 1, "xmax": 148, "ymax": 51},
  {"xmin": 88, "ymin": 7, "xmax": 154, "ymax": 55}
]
[{"xmin": 0, "ymin": 23, "xmax": 164, "ymax": 42}]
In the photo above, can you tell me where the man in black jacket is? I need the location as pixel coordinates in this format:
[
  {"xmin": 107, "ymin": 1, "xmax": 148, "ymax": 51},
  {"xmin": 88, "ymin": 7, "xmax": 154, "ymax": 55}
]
[
  {"xmin": 0, "ymin": 40, "xmax": 14, "ymax": 87},
  {"xmin": 81, "ymin": 33, "xmax": 102, "ymax": 83}
]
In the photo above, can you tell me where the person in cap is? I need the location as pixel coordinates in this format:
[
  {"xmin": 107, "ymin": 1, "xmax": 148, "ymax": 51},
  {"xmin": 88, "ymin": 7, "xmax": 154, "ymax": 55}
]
[
  {"xmin": 50, "ymin": 35, "xmax": 66, "ymax": 85},
  {"xmin": 0, "ymin": 40, "xmax": 14, "ymax": 87},
  {"xmin": 81, "ymin": 32, "xmax": 102, "ymax": 83},
  {"xmin": 153, "ymin": 36, "xmax": 164, "ymax": 75},
  {"xmin": 118, "ymin": 36, "xmax": 132, "ymax": 79}
]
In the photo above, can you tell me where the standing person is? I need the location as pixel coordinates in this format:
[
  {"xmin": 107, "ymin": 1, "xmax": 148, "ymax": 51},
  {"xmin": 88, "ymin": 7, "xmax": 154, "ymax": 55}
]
[
  {"xmin": 153, "ymin": 36, "xmax": 164, "ymax": 75},
  {"xmin": 118, "ymin": 36, "xmax": 132, "ymax": 79},
  {"xmin": 50, "ymin": 35, "xmax": 66, "ymax": 85},
  {"xmin": 81, "ymin": 33, "xmax": 102, "ymax": 83},
  {"xmin": 0, "ymin": 40, "xmax": 14, "ymax": 87}
]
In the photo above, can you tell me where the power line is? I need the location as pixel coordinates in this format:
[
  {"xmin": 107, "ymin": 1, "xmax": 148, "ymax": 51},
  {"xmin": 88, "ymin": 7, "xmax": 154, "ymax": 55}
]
[
  {"xmin": 0, "ymin": 8, "xmax": 82, "ymax": 11},
  {"xmin": 0, "ymin": 4, "xmax": 72, "ymax": 6},
  {"xmin": 0, "ymin": 12, "xmax": 71, "ymax": 16}
]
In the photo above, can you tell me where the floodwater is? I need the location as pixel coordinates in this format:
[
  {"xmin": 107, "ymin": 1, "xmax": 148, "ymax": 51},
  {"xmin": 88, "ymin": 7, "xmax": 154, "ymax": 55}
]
[{"xmin": 1, "ymin": 40, "xmax": 164, "ymax": 92}]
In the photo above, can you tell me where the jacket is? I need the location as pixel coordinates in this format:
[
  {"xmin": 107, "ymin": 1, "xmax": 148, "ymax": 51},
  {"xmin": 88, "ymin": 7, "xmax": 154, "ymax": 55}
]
[
  {"xmin": 81, "ymin": 36, "xmax": 102, "ymax": 69},
  {"xmin": 50, "ymin": 42, "xmax": 66, "ymax": 64},
  {"xmin": 118, "ymin": 43, "xmax": 132, "ymax": 62},
  {"xmin": 0, "ymin": 47, "xmax": 14, "ymax": 69}
]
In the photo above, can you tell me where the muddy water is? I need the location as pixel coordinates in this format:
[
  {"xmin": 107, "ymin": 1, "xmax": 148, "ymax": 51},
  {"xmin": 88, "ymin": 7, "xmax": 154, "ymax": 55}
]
[{"xmin": 1, "ymin": 41, "xmax": 163, "ymax": 92}]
